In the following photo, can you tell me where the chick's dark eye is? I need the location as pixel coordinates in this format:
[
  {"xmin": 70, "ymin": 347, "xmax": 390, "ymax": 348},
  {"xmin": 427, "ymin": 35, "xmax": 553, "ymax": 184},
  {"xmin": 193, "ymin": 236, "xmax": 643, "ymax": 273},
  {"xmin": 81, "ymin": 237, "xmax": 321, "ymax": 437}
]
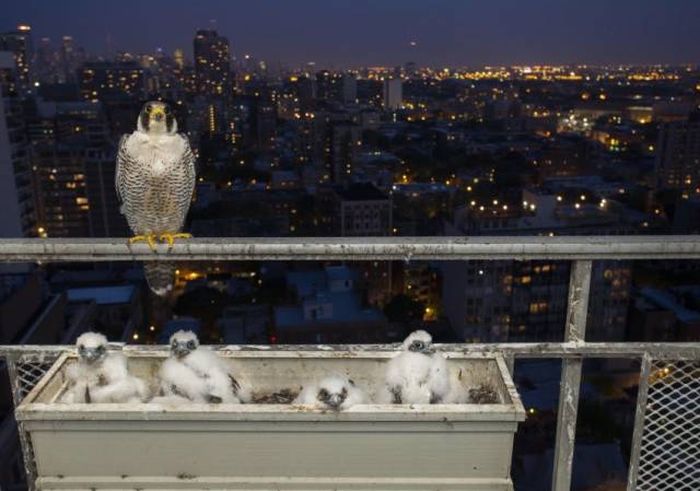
[
  {"xmin": 97, "ymin": 345, "xmax": 105, "ymax": 352},
  {"xmin": 318, "ymin": 389, "xmax": 328, "ymax": 399},
  {"xmin": 187, "ymin": 340, "xmax": 196, "ymax": 349},
  {"xmin": 78, "ymin": 345, "xmax": 85, "ymax": 351}
]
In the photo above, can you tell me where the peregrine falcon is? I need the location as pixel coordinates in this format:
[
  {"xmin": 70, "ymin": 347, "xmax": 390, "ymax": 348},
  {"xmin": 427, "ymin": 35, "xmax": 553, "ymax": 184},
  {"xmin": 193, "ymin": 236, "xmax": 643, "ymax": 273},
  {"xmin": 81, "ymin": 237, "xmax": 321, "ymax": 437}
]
[
  {"xmin": 384, "ymin": 330, "xmax": 451, "ymax": 404},
  {"xmin": 294, "ymin": 375, "xmax": 366, "ymax": 411},
  {"xmin": 116, "ymin": 101, "xmax": 196, "ymax": 295}
]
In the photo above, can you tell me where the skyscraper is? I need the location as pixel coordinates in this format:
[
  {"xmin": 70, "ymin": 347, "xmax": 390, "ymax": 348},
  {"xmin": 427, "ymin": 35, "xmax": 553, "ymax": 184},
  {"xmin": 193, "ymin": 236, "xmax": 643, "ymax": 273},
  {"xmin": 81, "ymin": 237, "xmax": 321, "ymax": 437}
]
[
  {"xmin": 193, "ymin": 29, "xmax": 231, "ymax": 97},
  {"xmin": 0, "ymin": 24, "xmax": 33, "ymax": 92},
  {"xmin": 382, "ymin": 78, "xmax": 402, "ymax": 111},
  {"xmin": 0, "ymin": 53, "xmax": 36, "ymax": 238},
  {"xmin": 655, "ymin": 114, "xmax": 700, "ymax": 192},
  {"xmin": 342, "ymin": 72, "xmax": 357, "ymax": 104}
]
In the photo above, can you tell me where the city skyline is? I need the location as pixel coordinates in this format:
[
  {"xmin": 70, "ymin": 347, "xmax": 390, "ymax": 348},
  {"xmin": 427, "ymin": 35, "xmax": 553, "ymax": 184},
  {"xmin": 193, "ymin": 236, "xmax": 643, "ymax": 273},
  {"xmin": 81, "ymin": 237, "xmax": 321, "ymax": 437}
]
[{"xmin": 4, "ymin": 0, "xmax": 700, "ymax": 68}]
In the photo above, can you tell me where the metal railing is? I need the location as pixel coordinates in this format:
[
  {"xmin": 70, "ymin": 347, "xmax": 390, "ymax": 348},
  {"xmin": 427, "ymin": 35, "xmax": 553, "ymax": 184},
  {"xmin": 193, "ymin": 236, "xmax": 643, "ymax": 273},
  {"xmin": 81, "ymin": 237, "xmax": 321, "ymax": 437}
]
[{"xmin": 1, "ymin": 236, "xmax": 699, "ymax": 491}]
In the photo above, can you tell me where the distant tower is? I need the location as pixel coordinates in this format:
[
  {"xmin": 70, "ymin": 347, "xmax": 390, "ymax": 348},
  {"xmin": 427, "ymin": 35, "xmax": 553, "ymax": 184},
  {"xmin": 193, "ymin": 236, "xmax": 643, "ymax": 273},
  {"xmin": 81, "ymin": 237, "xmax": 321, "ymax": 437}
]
[
  {"xmin": 655, "ymin": 114, "xmax": 700, "ymax": 192},
  {"xmin": 383, "ymin": 78, "xmax": 402, "ymax": 111},
  {"xmin": 0, "ymin": 53, "xmax": 36, "ymax": 237},
  {"xmin": 173, "ymin": 48, "xmax": 185, "ymax": 70},
  {"xmin": 60, "ymin": 36, "xmax": 76, "ymax": 82},
  {"xmin": 0, "ymin": 24, "xmax": 33, "ymax": 91},
  {"xmin": 193, "ymin": 29, "xmax": 231, "ymax": 97},
  {"xmin": 316, "ymin": 70, "xmax": 333, "ymax": 101},
  {"xmin": 342, "ymin": 72, "xmax": 357, "ymax": 104}
]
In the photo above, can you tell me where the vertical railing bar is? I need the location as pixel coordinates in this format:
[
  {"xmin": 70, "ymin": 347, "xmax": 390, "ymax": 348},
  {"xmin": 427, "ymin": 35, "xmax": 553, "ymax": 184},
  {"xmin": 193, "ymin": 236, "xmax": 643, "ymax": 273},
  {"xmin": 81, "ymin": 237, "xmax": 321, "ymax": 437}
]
[
  {"xmin": 5, "ymin": 353, "xmax": 37, "ymax": 491},
  {"xmin": 552, "ymin": 259, "xmax": 592, "ymax": 491},
  {"xmin": 504, "ymin": 354, "xmax": 515, "ymax": 376},
  {"xmin": 626, "ymin": 353, "xmax": 652, "ymax": 491}
]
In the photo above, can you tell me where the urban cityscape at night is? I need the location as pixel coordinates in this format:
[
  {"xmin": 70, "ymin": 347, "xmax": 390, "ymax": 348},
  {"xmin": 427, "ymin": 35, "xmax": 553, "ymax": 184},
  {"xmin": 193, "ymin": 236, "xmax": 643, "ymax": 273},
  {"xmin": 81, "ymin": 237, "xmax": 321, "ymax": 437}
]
[{"xmin": 0, "ymin": 2, "xmax": 698, "ymax": 490}]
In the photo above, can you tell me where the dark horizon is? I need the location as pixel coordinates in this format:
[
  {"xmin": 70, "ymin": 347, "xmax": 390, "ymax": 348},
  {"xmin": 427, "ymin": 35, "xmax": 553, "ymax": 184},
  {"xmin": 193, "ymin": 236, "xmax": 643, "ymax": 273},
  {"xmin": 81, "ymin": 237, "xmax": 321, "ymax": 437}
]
[{"xmin": 4, "ymin": 0, "xmax": 700, "ymax": 68}]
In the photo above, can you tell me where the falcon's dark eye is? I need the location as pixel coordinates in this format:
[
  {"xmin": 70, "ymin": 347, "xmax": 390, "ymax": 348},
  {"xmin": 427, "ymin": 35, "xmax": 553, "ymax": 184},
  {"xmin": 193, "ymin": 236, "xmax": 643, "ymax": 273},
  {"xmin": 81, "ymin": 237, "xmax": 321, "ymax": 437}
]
[
  {"xmin": 187, "ymin": 340, "xmax": 196, "ymax": 349},
  {"xmin": 145, "ymin": 105, "xmax": 152, "ymax": 113}
]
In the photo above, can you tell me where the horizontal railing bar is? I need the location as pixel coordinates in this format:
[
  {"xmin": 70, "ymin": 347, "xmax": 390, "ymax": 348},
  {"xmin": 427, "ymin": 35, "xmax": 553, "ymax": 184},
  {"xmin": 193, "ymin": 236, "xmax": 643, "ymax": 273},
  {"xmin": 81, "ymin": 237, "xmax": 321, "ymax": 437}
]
[
  {"xmin": 0, "ymin": 236, "xmax": 700, "ymax": 261},
  {"xmin": 1, "ymin": 342, "xmax": 698, "ymax": 359}
]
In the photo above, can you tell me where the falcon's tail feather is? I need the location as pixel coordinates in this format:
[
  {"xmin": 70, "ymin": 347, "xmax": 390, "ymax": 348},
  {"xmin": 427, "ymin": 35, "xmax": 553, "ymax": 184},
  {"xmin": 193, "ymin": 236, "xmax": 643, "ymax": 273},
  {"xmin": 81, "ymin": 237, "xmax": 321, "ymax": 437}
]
[{"xmin": 144, "ymin": 262, "xmax": 175, "ymax": 296}]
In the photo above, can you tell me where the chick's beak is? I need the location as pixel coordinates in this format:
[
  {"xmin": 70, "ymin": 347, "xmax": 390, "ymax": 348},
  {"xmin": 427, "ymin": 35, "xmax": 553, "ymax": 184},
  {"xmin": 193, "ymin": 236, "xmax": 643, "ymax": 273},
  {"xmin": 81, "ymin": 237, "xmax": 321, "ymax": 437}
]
[
  {"xmin": 173, "ymin": 344, "xmax": 190, "ymax": 359},
  {"xmin": 82, "ymin": 349, "xmax": 101, "ymax": 363},
  {"xmin": 328, "ymin": 394, "xmax": 343, "ymax": 409}
]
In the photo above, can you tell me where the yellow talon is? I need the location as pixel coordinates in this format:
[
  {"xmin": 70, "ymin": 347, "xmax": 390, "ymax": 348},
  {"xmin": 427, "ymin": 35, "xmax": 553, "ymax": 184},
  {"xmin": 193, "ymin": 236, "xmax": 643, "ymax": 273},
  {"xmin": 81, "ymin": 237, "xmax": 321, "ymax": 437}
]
[
  {"xmin": 159, "ymin": 232, "xmax": 192, "ymax": 248},
  {"xmin": 129, "ymin": 234, "xmax": 158, "ymax": 251}
]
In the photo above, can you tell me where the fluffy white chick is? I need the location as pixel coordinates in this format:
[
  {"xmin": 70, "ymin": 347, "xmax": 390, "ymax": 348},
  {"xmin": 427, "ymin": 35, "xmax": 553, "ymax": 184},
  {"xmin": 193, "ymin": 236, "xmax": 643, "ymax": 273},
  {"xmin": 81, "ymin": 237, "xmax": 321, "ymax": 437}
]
[
  {"xmin": 62, "ymin": 332, "xmax": 148, "ymax": 403},
  {"xmin": 158, "ymin": 330, "xmax": 250, "ymax": 404},
  {"xmin": 294, "ymin": 375, "xmax": 366, "ymax": 411},
  {"xmin": 384, "ymin": 330, "xmax": 451, "ymax": 404}
]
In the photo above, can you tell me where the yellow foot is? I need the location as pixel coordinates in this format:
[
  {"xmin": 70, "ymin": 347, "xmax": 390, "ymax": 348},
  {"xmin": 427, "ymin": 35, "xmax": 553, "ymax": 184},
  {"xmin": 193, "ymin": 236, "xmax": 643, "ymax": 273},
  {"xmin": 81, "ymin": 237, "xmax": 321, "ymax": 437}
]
[
  {"xmin": 159, "ymin": 232, "xmax": 192, "ymax": 248},
  {"xmin": 128, "ymin": 234, "xmax": 158, "ymax": 251}
]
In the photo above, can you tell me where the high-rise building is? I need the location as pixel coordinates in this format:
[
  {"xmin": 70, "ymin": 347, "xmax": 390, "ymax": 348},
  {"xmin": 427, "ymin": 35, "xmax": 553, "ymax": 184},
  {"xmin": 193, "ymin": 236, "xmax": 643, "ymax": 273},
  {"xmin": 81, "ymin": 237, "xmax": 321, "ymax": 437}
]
[
  {"xmin": 173, "ymin": 48, "xmax": 185, "ymax": 70},
  {"xmin": 34, "ymin": 37, "xmax": 57, "ymax": 83},
  {"xmin": 315, "ymin": 70, "xmax": 335, "ymax": 101},
  {"xmin": 342, "ymin": 73, "xmax": 357, "ymax": 104},
  {"xmin": 193, "ymin": 29, "xmax": 231, "ymax": 97},
  {"xmin": 441, "ymin": 188, "xmax": 634, "ymax": 342},
  {"xmin": 255, "ymin": 103, "xmax": 277, "ymax": 150},
  {"xmin": 0, "ymin": 24, "xmax": 33, "ymax": 92},
  {"xmin": 31, "ymin": 144, "xmax": 90, "ymax": 238},
  {"xmin": 382, "ymin": 78, "xmax": 402, "ymax": 111},
  {"xmin": 0, "ymin": 52, "xmax": 36, "ymax": 238},
  {"xmin": 79, "ymin": 61, "xmax": 145, "ymax": 102},
  {"xmin": 327, "ymin": 122, "xmax": 362, "ymax": 183},
  {"xmin": 655, "ymin": 114, "xmax": 700, "ymax": 192},
  {"xmin": 59, "ymin": 36, "xmax": 81, "ymax": 83}
]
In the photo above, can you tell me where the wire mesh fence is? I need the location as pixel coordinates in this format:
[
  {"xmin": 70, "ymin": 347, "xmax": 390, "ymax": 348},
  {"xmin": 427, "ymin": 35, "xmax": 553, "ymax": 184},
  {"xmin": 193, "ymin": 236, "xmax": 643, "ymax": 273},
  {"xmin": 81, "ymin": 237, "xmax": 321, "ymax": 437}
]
[{"xmin": 636, "ymin": 360, "xmax": 700, "ymax": 491}]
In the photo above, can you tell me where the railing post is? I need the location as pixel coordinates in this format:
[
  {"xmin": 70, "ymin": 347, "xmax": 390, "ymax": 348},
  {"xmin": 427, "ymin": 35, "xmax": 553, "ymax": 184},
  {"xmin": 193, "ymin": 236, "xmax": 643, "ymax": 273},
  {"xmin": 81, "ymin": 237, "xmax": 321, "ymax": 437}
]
[
  {"xmin": 551, "ymin": 260, "xmax": 592, "ymax": 491},
  {"xmin": 626, "ymin": 354, "xmax": 652, "ymax": 491},
  {"xmin": 5, "ymin": 354, "xmax": 37, "ymax": 491}
]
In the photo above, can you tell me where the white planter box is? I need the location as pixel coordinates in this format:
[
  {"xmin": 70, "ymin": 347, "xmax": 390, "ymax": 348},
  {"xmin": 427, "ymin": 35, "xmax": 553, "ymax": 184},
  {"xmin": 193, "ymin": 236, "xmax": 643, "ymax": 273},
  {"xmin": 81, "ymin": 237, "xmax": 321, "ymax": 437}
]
[{"xmin": 16, "ymin": 349, "xmax": 525, "ymax": 490}]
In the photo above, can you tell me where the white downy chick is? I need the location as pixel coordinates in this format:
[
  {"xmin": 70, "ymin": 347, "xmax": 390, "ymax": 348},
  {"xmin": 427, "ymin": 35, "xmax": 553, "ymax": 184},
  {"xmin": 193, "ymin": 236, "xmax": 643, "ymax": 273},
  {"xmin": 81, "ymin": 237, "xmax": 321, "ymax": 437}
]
[
  {"xmin": 158, "ymin": 330, "xmax": 250, "ymax": 404},
  {"xmin": 384, "ymin": 330, "xmax": 451, "ymax": 404},
  {"xmin": 62, "ymin": 332, "xmax": 148, "ymax": 403},
  {"xmin": 294, "ymin": 375, "xmax": 366, "ymax": 411}
]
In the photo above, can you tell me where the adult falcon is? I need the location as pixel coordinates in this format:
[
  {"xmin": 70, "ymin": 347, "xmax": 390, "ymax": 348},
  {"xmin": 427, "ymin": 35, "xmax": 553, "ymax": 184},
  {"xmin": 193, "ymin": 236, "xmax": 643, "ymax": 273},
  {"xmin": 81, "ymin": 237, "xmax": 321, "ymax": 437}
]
[{"xmin": 116, "ymin": 101, "xmax": 196, "ymax": 295}]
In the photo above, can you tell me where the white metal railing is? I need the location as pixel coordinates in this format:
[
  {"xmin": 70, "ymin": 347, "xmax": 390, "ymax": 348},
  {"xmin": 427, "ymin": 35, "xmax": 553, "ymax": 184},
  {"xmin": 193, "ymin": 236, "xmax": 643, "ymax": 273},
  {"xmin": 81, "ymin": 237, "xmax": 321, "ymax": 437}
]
[{"xmin": 0, "ymin": 236, "xmax": 699, "ymax": 491}]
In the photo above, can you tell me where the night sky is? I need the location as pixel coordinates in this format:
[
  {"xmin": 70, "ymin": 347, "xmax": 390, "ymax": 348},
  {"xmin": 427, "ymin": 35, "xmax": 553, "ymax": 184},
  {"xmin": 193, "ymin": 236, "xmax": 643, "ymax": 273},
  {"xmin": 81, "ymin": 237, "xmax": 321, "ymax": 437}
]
[{"xmin": 5, "ymin": 0, "xmax": 700, "ymax": 68}]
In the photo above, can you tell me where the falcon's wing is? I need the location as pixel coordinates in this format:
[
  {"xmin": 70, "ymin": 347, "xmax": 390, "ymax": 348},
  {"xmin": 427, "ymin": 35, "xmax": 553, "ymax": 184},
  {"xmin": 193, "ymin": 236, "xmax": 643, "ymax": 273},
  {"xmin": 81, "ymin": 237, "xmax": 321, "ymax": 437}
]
[
  {"xmin": 178, "ymin": 134, "xmax": 197, "ymax": 200},
  {"xmin": 115, "ymin": 135, "xmax": 135, "ymax": 214}
]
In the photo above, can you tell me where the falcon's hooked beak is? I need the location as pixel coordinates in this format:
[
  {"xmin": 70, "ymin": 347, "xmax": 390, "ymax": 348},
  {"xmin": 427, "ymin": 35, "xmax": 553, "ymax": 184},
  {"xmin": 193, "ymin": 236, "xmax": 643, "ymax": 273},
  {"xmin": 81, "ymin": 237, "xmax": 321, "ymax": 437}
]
[
  {"xmin": 78, "ymin": 344, "xmax": 106, "ymax": 364},
  {"xmin": 326, "ymin": 393, "xmax": 344, "ymax": 409},
  {"xmin": 150, "ymin": 105, "xmax": 165, "ymax": 122},
  {"xmin": 171, "ymin": 339, "xmax": 197, "ymax": 359}
]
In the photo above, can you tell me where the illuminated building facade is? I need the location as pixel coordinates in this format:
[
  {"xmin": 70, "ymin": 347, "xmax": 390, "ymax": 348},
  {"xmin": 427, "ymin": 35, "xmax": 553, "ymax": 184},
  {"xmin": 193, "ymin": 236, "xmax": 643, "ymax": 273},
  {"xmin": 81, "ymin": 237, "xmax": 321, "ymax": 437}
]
[
  {"xmin": 382, "ymin": 78, "xmax": 402, "ymax": 110},
  {"xmin": 0, "ymin": 24, "xmax": 33, "ymax": 92},
  {"xmin": 31, "ymin": 144, "xmax": 90, "ymax": 238},
  {"xmin": 193, "ymin": 29, "xmax": 231, "ymax": 97},
  {"xmin": 79, "ymin": 61, "xmax": 144, "ymax": 102},
  {"xmin": 0, "ymin": 53, "xmax": 36, "ymax": 238},
  {"xmin": 655, "ymin": 115, "xmax": 700, "ymax": 192}
]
